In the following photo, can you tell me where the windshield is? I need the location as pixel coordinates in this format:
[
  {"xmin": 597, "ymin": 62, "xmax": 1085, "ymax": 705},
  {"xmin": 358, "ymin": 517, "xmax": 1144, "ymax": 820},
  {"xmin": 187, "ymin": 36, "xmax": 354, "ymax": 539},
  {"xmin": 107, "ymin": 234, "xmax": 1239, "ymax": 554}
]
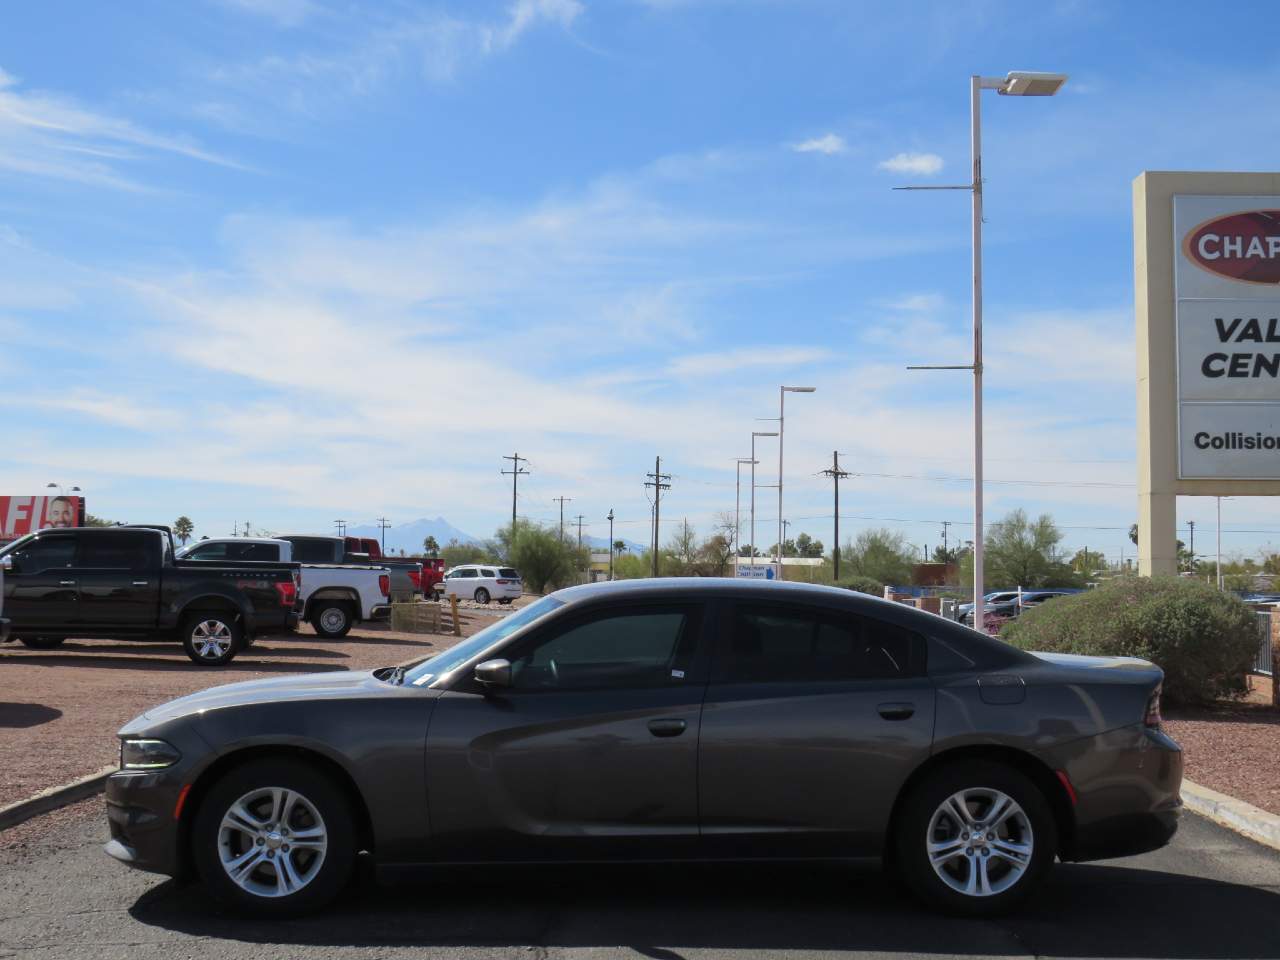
[
  {"xmin": 404, "ymin": 595, "xmax": 565, "ymax": 687},
  {"xmin": 0, "ymin": 534, "xmax": 34, "ymax": 558}
]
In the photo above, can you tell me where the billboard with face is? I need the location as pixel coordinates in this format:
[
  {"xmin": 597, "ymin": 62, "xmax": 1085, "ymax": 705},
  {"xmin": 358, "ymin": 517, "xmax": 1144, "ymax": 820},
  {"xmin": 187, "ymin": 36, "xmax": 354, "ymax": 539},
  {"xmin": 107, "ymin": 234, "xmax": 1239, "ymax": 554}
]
[{"xmin": 0, "ymin": 496, "xmax": 85, "ymax": 539}]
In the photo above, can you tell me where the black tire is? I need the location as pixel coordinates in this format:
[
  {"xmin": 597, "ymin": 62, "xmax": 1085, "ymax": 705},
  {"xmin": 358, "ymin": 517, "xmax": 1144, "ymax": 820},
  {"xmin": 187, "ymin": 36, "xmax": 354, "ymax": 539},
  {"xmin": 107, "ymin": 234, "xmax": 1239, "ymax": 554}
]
[
  {"xmin": 192, "ymin": 758, "xmax": 357, "ymax": 917},
  {"xmin": 18, "ymin": 636, "xmax": 65, "ymax": 650},
  {"xmin": 474, "ymin": 588, "xmax": 490, "ymax": 605},
  {"xmin": 894, "ymin": 761, "xmax": 1056, "ymax": 916},
  {"xmin": 498, "ymin": 598, "xmax": 513, "ymax": 605},
  {"xmin": 310, "ymin": 601, "xmax": 354, "ymax": 639},
  {"xmin": 181, "ymin": 612, "xmax": 242, "ymax": 666}
]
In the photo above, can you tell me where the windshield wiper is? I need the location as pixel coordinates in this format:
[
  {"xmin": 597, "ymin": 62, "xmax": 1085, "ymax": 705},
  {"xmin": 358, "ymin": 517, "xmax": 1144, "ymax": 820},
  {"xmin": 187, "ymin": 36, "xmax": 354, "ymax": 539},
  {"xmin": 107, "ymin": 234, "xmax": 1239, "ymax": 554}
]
[{"xmin": 374, "ymin": 665, "xmax": 407, "ymax": 685}]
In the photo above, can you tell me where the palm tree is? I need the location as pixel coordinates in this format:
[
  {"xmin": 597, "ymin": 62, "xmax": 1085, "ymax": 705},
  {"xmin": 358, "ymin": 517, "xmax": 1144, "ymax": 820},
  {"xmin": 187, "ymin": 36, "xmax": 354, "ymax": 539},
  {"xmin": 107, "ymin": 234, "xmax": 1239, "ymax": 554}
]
[
  {"xmin": 173, "ymin": 516, "xmax": 194, "ymax": 545},
  {"xmin": 613, "ymin": 539, "xmax": 627, "ymax": 556},
  {"xmin": 423, "ymin": 536, "xmax": 440, "ymax": 557}
]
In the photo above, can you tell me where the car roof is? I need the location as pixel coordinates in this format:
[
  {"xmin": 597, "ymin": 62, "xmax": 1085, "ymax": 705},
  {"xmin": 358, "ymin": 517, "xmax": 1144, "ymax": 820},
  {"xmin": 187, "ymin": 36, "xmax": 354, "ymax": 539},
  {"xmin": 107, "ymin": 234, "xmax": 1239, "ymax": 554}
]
[
  {"xmin": 553, "ymin": 577, "xmax": 898, "ymax": 609},
  {"xmin": 188, "ymin": 536, "xmax": 287, "ymax": 545}
]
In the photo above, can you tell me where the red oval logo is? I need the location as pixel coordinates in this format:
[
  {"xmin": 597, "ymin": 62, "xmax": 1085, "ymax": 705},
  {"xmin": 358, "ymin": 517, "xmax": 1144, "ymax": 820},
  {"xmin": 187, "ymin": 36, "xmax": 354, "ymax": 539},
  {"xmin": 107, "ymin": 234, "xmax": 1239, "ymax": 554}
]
[{"xmin": 1184, "ymin": 210, "xmax": 1280, "ymax": 284}]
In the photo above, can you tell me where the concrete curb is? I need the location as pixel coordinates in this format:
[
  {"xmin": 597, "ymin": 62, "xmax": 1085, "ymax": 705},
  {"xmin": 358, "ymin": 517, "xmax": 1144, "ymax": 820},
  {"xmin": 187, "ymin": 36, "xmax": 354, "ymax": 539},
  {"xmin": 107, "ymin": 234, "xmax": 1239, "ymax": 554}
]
[
  {"xmin": 1182, "ymin": 777, "xmax": 1280, "ymax": 853},
  {"xmin": 0, "ymin": 766, "xmax": 115, "ymax": 832}
]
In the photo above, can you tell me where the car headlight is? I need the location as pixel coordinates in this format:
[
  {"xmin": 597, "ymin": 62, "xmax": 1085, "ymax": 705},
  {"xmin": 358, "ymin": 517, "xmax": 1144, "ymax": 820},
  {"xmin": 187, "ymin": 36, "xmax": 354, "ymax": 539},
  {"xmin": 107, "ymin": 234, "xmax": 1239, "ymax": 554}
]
[{"xmin": 119, "ymin": 738, "xmax": 182, "ymax": 770}]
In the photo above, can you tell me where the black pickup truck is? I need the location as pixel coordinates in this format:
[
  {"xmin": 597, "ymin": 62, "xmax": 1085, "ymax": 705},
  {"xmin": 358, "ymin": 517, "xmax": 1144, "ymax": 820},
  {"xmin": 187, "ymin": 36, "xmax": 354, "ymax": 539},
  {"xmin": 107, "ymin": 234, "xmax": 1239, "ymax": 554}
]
[{"xmin": 0, "ymin": 526, "xmax": 301, "ymax": 666}]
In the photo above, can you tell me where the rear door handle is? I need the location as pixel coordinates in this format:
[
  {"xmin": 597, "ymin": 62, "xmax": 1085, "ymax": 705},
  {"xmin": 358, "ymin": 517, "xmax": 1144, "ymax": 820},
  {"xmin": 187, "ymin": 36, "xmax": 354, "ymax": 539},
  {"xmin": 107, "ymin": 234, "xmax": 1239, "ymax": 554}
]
[
  {"xmin": 647, "ymin": 718, "xmax": 687, "ymax": 738},
  {"xmin": 878, "ymin": 702, "xmax": 915, "ymax": 721},
  {"xmin": 132, "ymin": 580, "xmax": 149, "ymax": 587},
  {"xmin": 59, "ymin": 580, "xmax": 77, "ymax": 587}
]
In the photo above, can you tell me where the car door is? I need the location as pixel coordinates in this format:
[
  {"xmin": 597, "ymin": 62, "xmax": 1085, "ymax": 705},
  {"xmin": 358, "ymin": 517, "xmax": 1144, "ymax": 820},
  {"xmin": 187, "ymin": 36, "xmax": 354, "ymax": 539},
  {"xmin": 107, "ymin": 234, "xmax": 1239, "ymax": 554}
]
[
  {"xmin": 698, "ymin": 600, "xmax": 935, "ymax": 857},
  {"xmin": 75, "ymin": 531, "xmax": 161, "ymax": 631},
  {"xmin": 2, "ymin": 534, "xmax": 78, "ymax": 629},
  {"xmin": 452, "ymin": 568, "xmax": 478, "ymax": 599},
  {"xmin": 424, "ymin": 600, "xmax": 710, "ymax": 862}
]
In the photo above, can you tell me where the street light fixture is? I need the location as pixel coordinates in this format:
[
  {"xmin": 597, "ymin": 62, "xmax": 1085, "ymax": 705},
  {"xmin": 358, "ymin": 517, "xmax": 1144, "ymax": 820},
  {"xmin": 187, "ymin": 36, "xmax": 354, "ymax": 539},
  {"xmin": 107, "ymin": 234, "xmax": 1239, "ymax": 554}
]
[
  {"xmin": 900, "ymin": 69, "xmax": 1066, "ymax": 632},
  {"xmin": 777, "ymin": 386, "xmax": 816, "ymax": 581},
  {"xmin": 734, "ymin": 458, "xmax": 758, "ymax": 572},
  {"xmin": 750, "ymin": 432, "xmax": 778, "ymax": 572},
  {"xmin": 46, "ymin": 483, "xmax": 82, "ymax": 495}
]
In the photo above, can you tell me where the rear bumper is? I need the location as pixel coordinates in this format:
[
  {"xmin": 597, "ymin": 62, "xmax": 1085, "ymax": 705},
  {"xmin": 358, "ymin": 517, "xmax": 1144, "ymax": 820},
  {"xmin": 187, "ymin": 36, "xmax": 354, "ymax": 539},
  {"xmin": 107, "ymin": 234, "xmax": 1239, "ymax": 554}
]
[
  {"xmin": 370, "ymin": 604, "xmax": 392, "ymax": 621},
  {"xmin": 1050, "ymin": 724, "xmax": 1184, "ymax": 863}
]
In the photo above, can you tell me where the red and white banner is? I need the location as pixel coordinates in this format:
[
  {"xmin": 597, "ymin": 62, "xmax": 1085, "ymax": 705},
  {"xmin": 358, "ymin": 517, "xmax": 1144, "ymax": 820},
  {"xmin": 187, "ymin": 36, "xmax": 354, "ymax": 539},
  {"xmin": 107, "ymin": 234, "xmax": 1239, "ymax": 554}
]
[{"xmin": 0, "ymin": 495, "xmax": 84, "ymax": 539}]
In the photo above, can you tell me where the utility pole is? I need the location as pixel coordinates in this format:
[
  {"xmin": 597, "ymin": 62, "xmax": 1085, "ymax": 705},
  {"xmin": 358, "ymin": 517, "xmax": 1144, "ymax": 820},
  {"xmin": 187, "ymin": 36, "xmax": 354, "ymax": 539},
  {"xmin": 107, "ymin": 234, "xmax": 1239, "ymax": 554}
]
[
  {"xmin": 574, "ymin": 515, "xmax": 585, "ymax": 551},
  {"xmin": 1187, "ymin": 520, "xmax": 1195, "ymax": 574},
  {"xmin": 553, "ymin": 496, "xmax": 572, "ymax": 542},
  {"xmin": 607, "ymin": 509, "xmax": 615, "ymax": 580},
  {"xmin": 645, "ymin": 457, "xmax": 671, "ymax": 577},
  {"xmin": 244, "ymin": 522, "xmax": 250, "ymax": 538},
  {"xmin": 376, "ymin": 517, "xmax": 391, "ymax": 554},
  {"xmin": 333, "ymin": 519, "xmax": 346, "ymax": 537},
  {"xmin": 501, "ymin": 453, "xmax": 529, "ymax": 550},
  {"xmin": 941, "ymin": 520, "xmax": 951, "ymax": 562},
  {"xmin": 821, "ymin": 450, "xmax": 850, "ymax": 580}
]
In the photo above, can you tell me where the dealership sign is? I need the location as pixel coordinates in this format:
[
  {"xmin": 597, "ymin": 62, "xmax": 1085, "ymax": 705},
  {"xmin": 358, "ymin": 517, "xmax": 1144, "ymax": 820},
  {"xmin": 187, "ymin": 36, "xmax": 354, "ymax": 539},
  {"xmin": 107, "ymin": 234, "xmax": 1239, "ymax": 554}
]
[
  {"xmin": 1174, "ymin": 196, "xmax": 1280, "ymax": 479},
  {"xmin": 0, "ymin": 495, "xmax": 84, "ymax": 540}
]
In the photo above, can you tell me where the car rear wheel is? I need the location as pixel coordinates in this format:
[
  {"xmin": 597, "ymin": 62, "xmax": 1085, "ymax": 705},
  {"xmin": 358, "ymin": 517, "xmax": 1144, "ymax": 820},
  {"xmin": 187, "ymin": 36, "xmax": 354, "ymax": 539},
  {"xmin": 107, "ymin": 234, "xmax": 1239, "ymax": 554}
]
[
  {"xmin": 474, "ymin": 588, "xmax": 490, "ymax": 605},
  {"xmin": 311, "ymin": 601, "xmax": 354, "ymax": 639},
  {"xmin": 18, "ymin": 636, "xmax": 65, "ymax": 649},
  {"xmin": 182, "ymin": 612, "xmax": 242, "ymax": 666},
  {"xmin": 498, "ymin": 598, "xmax": 513, "ymax": 605},
  {"xmin": 192, "ymin": 758, "xmax": 356, "ymax": 917},
  {"xmin": 895, "ymin": 761, "xmax": 1056, "ymax": 916}
]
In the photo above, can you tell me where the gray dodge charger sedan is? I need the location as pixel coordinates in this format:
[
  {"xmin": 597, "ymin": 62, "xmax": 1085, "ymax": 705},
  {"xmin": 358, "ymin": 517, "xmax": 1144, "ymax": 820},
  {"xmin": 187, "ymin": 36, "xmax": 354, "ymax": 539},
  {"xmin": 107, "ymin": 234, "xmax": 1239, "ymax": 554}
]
[{"xmin": 104, "ymin": 579, "xmax": 1182, "ymax": 916}]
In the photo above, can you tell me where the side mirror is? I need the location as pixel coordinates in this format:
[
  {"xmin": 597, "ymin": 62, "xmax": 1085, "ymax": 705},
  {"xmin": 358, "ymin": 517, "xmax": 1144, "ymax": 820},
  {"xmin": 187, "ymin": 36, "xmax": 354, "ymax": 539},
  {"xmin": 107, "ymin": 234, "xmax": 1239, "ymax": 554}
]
[
  {"xmin": 474, "ymin": 659, "xmax": 512, "ymax": 688},
  {"xmin": 0, "ymin": 555, "xmax": 13, "ymax": 573}
]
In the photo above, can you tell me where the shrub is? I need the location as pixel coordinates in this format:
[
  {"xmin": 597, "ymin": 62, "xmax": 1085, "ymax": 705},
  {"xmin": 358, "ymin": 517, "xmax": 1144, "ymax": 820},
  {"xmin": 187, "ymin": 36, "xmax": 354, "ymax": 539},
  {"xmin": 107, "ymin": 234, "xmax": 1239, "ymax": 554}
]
[
  {"xmin": 837, "ymin": 574, "xmax": 885, "ymax": 597},
  {"xmin": 1001, "ymin": 576, "xmax": 1260, "ymax": 706}
]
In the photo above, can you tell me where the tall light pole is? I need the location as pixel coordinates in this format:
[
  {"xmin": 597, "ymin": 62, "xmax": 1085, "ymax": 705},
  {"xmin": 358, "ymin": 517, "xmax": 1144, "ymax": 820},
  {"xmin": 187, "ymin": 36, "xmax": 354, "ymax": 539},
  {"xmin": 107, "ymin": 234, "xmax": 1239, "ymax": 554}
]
[
  {"xmin": 735, "ymin": 457, "xmax": 757, "ymax": 572},
  {"xmin": 751, "ymin": 431, "xmax": 778, "ymax": 572},
  {"xmin": 777, "ymin": 386, "xmax": 816, "ymax": 581},
  {"xmin": 46, "ymin": 483, "xmax": 82, "ymax": 496},
  {"xmin": 607, "ymin": 509, "xmax": 615, "ymax": 580},
  {"xmin": 901, "ymin": 70, "xmax": 1067, "ymax": 633}
]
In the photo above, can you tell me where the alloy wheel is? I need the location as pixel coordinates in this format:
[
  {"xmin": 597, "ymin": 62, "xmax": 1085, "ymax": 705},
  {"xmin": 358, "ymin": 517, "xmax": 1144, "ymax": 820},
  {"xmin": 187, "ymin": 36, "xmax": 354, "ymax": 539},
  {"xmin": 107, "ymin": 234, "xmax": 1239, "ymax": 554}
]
[
  {"xmin": 192, "ymin": 620, "xmax": 234, "ymax": 661},
  {"xmin": 926, "ymin": 787, "xmax": 1033, "ymax": 897},
  {"xmin": 217, "ymin": 786, "xmax": 328, "ymax": 898}
]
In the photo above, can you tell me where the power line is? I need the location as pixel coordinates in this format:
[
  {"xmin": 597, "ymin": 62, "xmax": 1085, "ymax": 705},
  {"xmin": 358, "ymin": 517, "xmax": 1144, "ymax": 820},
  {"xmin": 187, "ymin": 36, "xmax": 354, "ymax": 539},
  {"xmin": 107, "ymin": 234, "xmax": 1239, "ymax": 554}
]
[
  {"xmin": 553, "ymin": 496, "xmax": 572, "ymax": 542},
  {"xmin": 501, "ymin": 453, "xmax": 529, "ymax": 547},
  {"xmin": 376, "ymin": 516, "xmax": 390, "ymax": 554},
  {"xmin": 820, "ymin": 450, "xmax": 850, "ymax": 579}
]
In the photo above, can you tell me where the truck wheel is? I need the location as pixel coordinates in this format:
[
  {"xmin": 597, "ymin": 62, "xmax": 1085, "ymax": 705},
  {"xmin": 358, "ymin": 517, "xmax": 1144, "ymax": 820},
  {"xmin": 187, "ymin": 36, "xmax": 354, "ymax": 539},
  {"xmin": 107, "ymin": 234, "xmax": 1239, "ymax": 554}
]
[
  {"xmin": 182, "ymin": 612, "xmax": 242, "ymax": 666},
  {"xmin": 19, "ymin": 636, "xmax": 65, "ymax": 650},
  {"xmin": 474, "ymin": 588, "xmax": 491, "ymax": 605},
  {"xmin": 311, "ymin": 602, "xmax": 353, "ymax": 639}
]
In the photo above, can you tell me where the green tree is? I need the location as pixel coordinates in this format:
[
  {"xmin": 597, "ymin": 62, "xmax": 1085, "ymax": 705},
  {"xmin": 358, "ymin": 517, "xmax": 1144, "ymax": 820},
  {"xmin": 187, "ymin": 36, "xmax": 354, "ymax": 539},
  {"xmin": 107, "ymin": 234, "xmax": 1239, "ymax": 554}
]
[
  {"xmin": 612, "ymin": 539, "xmax": 628, "ymax": 556},
  {"xmin": 794, "ymin": 532, "xmax": 824, "ymax": 559},
  {"xmin": 966, "ymin": 509, "xmax": 1079, "ymax": 589},
  {"xmin": 699, "ymin": 533, "xmax": 735, "ymax": 577},
  {"xmin": 173, "ymin": 516, "xmax": 194, "ymax": 545},
  {"xmin": 505, "ymin": 522, "xmax": 583, "ymax": 593},
  {"xmin": 422, "ymin": 536, "xmax": 440, "ymax": 557},
  {"xmin": 666, "ymin": 520, "xmax": 701, "ymax": 575},
  {"xmin": 440, "ymin": 538, "xmax": 492, "ymax": 569},
  {"xmin": 614, "ymin": 550, "xmax": 653, "ymax": 580},
  {"xmin": 84, "ymin": 514, "xmax": 115, "ymax": 527},
  {"xmin": 845, "ymin": 528, "xmax": 915, "ymax": 586}
]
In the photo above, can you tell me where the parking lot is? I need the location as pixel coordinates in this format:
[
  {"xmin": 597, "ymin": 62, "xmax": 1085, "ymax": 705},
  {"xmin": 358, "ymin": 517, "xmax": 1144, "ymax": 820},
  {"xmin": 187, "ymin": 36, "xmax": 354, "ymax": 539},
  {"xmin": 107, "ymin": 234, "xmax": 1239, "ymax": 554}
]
[{"xmin": 1, "ymin": 803, "xmax": 1278, "ymax": 959}]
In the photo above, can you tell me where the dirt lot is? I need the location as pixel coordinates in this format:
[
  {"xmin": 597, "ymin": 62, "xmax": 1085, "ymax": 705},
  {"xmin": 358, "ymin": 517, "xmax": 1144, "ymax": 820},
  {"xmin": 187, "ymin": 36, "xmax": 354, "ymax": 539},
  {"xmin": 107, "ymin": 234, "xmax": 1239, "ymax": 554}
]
[
  {"xmin": 1164, "ymin": 674, "xmax": 1280, "ymax": 817},
  {"xmin": 0, "ymin": 604, "xmax": 519, "ymax": 809}
]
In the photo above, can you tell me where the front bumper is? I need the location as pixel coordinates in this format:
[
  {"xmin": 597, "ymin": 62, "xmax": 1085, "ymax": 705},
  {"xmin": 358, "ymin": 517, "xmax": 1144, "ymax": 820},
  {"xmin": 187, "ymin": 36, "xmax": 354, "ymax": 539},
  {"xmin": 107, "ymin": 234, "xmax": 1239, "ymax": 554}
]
[{"xmin": 104, "ymin": 768, "xmax": 189, "ymax": 877}]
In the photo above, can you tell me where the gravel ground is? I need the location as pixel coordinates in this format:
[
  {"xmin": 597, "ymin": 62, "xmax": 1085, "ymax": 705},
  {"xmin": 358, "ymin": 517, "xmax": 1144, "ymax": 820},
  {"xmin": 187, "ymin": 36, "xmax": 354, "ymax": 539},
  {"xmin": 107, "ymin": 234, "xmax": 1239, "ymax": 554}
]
[
  {"xmin": 1165, "ymin": 677, "xmax": 1280, "ymax": 817},
  {"xmin": 0, "ymin": 601, "xmax": 527, "ymax": 809}
]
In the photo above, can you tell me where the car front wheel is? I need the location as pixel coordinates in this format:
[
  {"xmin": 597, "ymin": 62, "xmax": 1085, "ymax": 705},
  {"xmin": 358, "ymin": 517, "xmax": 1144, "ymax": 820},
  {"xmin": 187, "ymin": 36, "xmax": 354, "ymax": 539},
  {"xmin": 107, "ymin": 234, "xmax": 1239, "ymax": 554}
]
[
  {"xmin": 895, "ymin": 761, "xmax": 1056, "ymax": 916},
  {"xmin": 193, "ymin": 758, "xmax": 356, "ymax": 917},
  {"xmin": 474, "ymin": 588, "xmax": 490, "ymax": 605}
]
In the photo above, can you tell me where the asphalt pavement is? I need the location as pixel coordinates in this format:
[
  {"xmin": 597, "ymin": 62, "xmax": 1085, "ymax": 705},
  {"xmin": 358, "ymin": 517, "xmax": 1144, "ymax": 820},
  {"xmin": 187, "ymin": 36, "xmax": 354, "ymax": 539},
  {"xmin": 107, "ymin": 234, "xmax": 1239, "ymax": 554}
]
[{"xmin": 1, "ymin": 807, "xmax": 1278, "ymax": 959}]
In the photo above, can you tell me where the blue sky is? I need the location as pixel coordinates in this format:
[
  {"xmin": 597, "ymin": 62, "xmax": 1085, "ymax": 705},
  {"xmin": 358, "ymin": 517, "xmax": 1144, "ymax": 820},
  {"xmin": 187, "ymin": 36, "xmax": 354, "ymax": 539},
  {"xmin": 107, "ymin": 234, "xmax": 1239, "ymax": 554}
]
[{"xmin": 4, "ymin": 0, "xmax": 1280, "ymax": 564}]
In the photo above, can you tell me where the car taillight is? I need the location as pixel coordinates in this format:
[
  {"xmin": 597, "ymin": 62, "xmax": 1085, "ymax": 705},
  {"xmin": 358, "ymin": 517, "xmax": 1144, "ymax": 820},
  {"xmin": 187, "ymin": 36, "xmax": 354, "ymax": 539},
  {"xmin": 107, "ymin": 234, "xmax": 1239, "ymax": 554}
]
[
  {"xmin": 1144, "ymin": 686, "xmax": 1163, "ymax": 728},
  {"xmin": 379, "ymin": 574, "xmax": 390, "ymax": 597},
  {"xmin": 274, "ymin": 581, "xmax": 297, "ymax": 607}
]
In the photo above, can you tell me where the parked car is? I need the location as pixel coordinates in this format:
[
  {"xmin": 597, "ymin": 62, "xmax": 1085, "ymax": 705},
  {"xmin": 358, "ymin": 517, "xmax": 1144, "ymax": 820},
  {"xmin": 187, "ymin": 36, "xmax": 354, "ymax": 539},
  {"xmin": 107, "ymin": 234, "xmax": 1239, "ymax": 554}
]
[
  {"xmin": 0, "ymin": 564, "xmax": 9, "ymax": 644},
  {"xmin": 435, "ymin": 563, "xmax": 522, "ymax": 604},
  {"xmin": 343, "ymin": 537, "xmax": 424, "ymax": 597},
  {"xmin": 280, "ymin": 535, "xmax": 421, "ymax": 601},
  {"xmin": 178, "ymin": 538, "xmax": 390, "ymax": 639},
  {"xmin": 955, "ymin": 591, "xmax": 1021, "ymax": 623},
  {"xmin": 104, "ymin": 577, "xmax": 1181, "ymax": 917},
  {"xmin": 0, "ymin": 526, "xmax": 301, "ymax": 665},
  {"xmin": 962, "ymin": 590, "xmax": 1073, "ymax": 627}
]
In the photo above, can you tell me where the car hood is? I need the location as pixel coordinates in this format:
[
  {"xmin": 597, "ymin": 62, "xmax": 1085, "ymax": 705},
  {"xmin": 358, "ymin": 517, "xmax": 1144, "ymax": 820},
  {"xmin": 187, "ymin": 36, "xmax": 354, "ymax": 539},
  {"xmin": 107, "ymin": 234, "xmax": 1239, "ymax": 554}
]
[{"xmin": 124, "ymin": 670, "xmax": 401, "ymax": 730}]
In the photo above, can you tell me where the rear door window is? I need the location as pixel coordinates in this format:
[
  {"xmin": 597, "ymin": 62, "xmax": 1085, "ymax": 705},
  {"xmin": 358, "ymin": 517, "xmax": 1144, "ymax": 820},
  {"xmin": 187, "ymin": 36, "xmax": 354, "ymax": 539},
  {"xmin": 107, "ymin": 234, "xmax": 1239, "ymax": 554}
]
[
  {"xmin": 714, "ymin": 604, "xmax": 921, "ymax": 684},
  {"xmin": 185, "ymin": 542, "xmax": 228, "ymax": 560},
  {"xmin": 480, "ymin": 568, "xmax": 497, "ymax": 578},
  {"xmin": 77, "ymin": 532, "xmax": 152, "ymax": 571},
  {"xmin": 290, "ymin": 539, "xmax": 336, "ymax": 564}
]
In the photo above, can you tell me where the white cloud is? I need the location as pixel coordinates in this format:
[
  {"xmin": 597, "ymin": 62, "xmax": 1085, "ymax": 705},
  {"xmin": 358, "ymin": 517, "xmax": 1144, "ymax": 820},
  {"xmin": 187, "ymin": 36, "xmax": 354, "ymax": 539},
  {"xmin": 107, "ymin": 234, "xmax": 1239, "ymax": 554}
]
[
  {"xmin": 877, "ymin": 152, "xmax": 944, "ymax": 176},
  {"xmin": 792, "ymin": 133, "xmax": 846, "ymax": 156},
  {"xmin": 666, "ymin": 346, "xmax": 831, "ymax": 377},
  {"xmin": 0, "ymin": 67, "xmax": 240, "ymax": 189},
  {"xmin": 493, "ymin": 0, "xmax": 583, "ymax": 50}
]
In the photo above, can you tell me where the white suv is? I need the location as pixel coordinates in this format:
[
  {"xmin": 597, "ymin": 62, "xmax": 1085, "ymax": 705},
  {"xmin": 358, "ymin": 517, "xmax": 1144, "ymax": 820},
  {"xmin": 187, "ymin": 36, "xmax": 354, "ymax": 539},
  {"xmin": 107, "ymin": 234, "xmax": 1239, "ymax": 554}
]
[{"xmin": 437, "ymin": 564, "xmax": 522, "ymax": 604}]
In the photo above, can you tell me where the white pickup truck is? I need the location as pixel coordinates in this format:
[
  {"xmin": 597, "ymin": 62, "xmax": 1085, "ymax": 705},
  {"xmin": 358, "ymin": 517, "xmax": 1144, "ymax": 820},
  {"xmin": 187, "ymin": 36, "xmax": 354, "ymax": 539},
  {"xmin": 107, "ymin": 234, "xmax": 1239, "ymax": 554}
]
[{"xmin": 176, "ymin": 537, "xmax": 390, "ymax": 638}]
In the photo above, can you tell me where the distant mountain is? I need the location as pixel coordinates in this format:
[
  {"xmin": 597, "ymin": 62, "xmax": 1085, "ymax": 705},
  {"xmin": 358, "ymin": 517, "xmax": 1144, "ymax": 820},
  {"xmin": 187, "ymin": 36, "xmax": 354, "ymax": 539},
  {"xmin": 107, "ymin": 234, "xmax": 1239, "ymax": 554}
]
[
  {"xmin": 345, "ymin": 517, "xmax": 481, "ymax": 555},
  {"xmin": 582, "ymin": 534, "xmax": 648, "ymax": 553}
]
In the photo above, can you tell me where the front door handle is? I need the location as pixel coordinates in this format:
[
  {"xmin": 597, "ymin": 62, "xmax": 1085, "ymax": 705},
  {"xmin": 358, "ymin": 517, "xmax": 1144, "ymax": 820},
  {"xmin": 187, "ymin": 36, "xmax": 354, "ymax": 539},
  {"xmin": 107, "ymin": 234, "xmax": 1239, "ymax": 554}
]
[
  {"xmin": 878, "ymin": 702, "xmax": 915, "ymax": 721},
  {"xmin": 647, "ymin": 718, "xmax": 687, "ymax": 738},
  {"xmin": 59, "ymin": 580, "xmax": 77, "ymax": 587},
  {"xmin": 132, "ymin": 580, "xmax": 149, "ymax": 587}
]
